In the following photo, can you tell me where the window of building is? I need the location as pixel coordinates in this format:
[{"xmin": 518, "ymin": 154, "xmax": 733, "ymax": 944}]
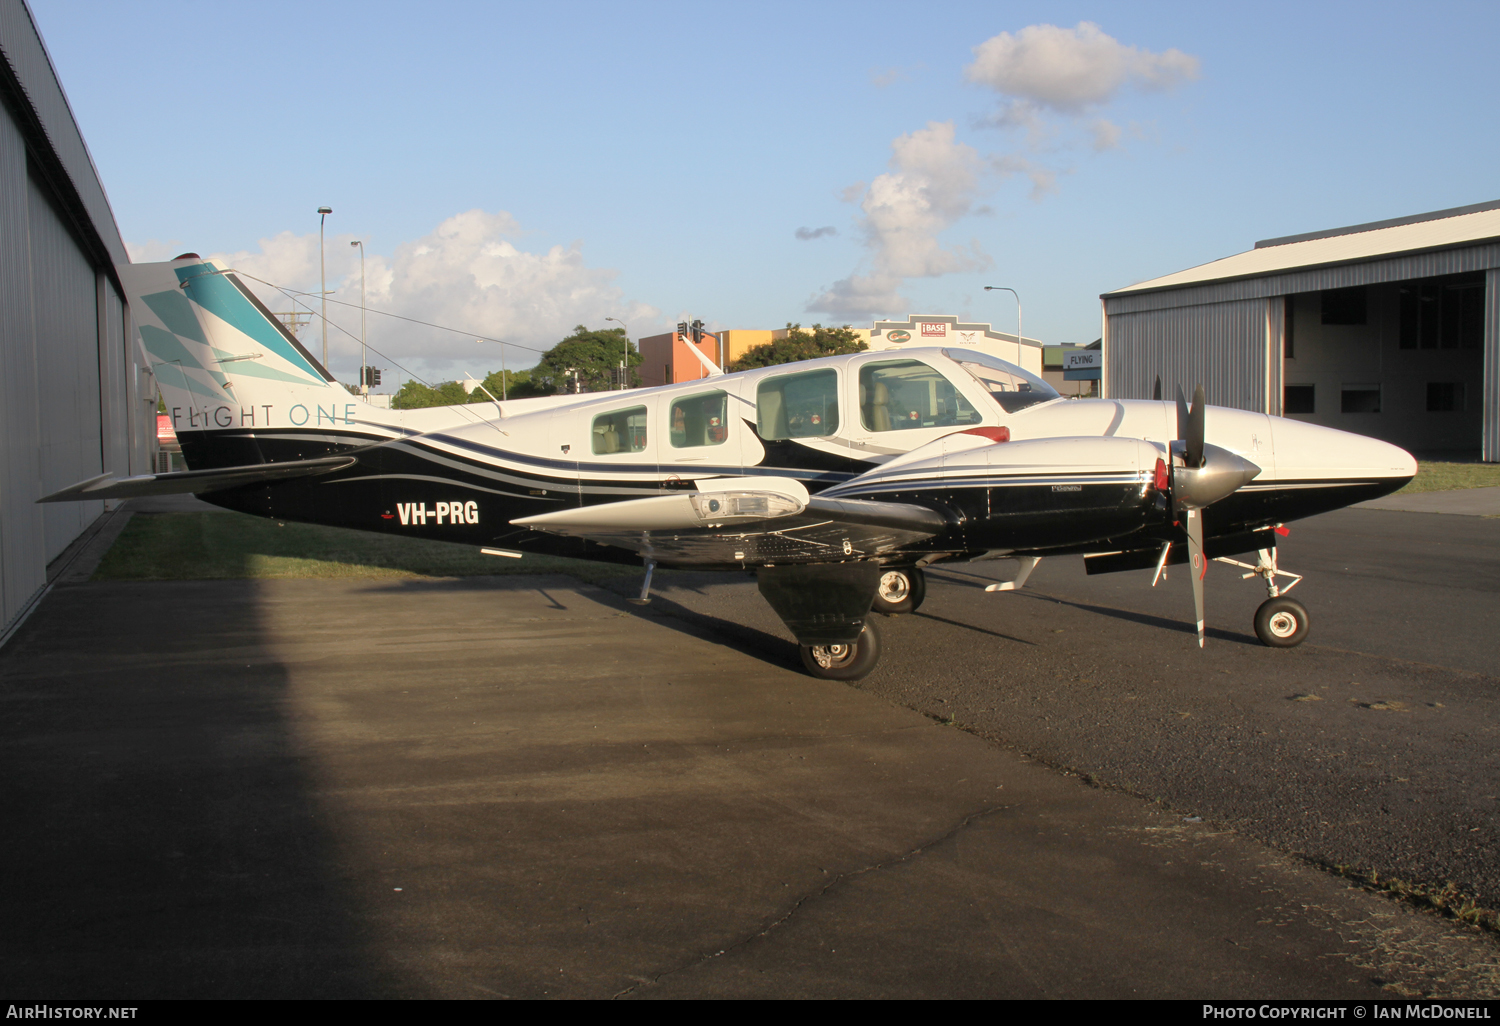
[
  {"xmin": 1427, "ymin": 382, "xmax": 1465, "ymax": 412},
  {"xmin": 756, "ymin": 368, "xmax": 840, "ymax": 440},
  {"xmin": 591, "ymin": 406, "xmax": 647, "ymax": 454},
  {"xmin": 1399, "ymin": 274, "xmax": 1484, "ymax": 350},
  {"xmin": 1283, "ymin": 384, "xmax": 1315, "ymax": 414},
  {"xmin": 1340, "ymin": 384, "xmax": 1380, "ymax": 414},
  {"xmin": 669, "ymin": 391, "xmax": 729, "ymax": 448},
  {"xmin": 1321, "ymin": 286, "xmax": 1367, "ymax": 326},
  {"xmin": 859, "ymin": 360, "xmax": 980, "ymax": 432}
]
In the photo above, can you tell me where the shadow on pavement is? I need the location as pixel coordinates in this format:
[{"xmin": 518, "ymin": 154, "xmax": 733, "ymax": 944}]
[{"xmin": 0, "ymin": 579, "xmax": 404, "ymax": 999}]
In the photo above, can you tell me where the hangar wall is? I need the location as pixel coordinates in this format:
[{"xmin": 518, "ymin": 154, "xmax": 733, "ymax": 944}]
[
  {"xmin": 0, "ymin": 0, "xmax": 153, "ymax": 641},
  {"xmin": 1103, "ymin": 235, "xmax": 1500, "ymax": 460}
]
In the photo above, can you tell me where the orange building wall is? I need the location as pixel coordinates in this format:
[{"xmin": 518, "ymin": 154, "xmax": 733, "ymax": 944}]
[{"xmin": 636, "ymin": 331, "xmax": 725, "ymax": 387}]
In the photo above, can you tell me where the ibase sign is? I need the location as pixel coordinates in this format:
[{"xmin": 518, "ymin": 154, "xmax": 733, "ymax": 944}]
[
  {"xmin": 389, "ymin": 501, "xmax": 479, "ymax": 526},
  {"xmin": 167, "ymin": 403, "xmax": 362, "ymax": 429}
]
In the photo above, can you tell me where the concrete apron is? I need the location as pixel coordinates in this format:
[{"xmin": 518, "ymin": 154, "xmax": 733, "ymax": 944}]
[{"xmin": 1, "ymin": 575, "xmax": 1489, "ymax": 999}]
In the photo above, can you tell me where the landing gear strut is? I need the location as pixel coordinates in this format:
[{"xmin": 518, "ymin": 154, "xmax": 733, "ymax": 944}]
[
  {"xmin": 1214, "ymin": 545, "xmax": 1310, "ymax": 648},
  {"xmin": 870, "ymin": 567, "xmax": 926, "ymax": 615}
]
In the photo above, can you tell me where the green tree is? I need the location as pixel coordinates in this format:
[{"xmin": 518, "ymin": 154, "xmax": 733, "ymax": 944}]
[
  {"xmin": 391, "ymin": 379, "xmax": 476, "ymax": 409},
  {"xmin": 532, "ymin": 325, "xmax": 641, "ymax": 393},
  {"xmin": 483, "ymin": 366, "xmax": 548, "ymax": 400},
  {"xmin": 728, "ymin": 323, "xmax": 868, "ymax": 371}
]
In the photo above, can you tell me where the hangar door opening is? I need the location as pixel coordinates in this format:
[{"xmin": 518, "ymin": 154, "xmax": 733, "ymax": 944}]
[{"xmin": 1281, "ymin": 272, "xmax": 1485, "ymax": 455}]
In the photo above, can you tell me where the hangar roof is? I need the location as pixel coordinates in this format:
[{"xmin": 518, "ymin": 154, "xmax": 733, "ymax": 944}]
[{"xmin": 1105, "ymin": 199, "xmax": 1500, "ymax": 297}]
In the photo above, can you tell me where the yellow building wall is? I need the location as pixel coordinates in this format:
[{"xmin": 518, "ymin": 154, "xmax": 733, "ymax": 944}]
[{"xmin": 720, "ymin": 329, "xmax": 774, "ymax": 364}]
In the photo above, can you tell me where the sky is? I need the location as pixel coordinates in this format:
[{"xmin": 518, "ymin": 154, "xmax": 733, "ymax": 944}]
[{"xmin": 28, "ymin": 0, "xmax": 1500, "ymax": 385}]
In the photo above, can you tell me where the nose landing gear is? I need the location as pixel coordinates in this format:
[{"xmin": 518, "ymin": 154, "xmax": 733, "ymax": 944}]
[{"xmin": 1214, "ymin": 545, "xmax": 1310, "ymax": 648}]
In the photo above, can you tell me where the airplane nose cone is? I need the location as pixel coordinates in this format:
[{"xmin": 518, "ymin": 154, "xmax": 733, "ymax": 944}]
[{"xmin": 1269, "ymin": 418, "xmax": 1417, "ymax": 483}]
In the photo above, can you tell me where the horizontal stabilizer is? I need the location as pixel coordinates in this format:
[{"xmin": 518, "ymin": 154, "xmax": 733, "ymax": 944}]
[{"xmin": 38, "ymin": 456, "xmax": 357, "ymax": 503}]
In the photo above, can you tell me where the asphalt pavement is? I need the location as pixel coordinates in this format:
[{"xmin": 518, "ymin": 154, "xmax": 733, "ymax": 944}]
[{"xmin": 1, "ymin": 503, "xmax": 1497, "ymax": 998}]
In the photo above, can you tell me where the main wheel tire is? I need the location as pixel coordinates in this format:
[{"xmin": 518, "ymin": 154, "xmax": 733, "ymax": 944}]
[
  {"xmin": 870, "ymin": 567, "xmax": 926, "ymax": 616},
  {"xmin": 1254, "ymin": 596, "xmax": 1310, "ymax": 648},
  {"xmin": 799, "ymin": 619, "xmax": 882, "ymax": 681}
]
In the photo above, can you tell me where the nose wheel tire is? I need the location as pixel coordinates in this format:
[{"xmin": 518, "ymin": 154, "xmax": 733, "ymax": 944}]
[
  {"xmin": 799, "ymin": 619, "xmax": 882, "ymax": 681},
  {"xmin": 870, "ymin": 567, "xmax": 926, "ymax": 616},
  {"xmin": 1254, "ymin": 596, "xmax": 1310, "ymax": 648}
]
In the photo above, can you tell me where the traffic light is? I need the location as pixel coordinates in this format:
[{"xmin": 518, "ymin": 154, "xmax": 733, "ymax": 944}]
[
  {"xmin": 361, "ymin": 366, "xmax": 382, "ymax": 387},
  {"xmin": 691, "ymin": 319, "xmax": 704, "ymax": 344},
  {"xmin": 676, "ymin": 321, "xmax": 689, "ymax": 339}
]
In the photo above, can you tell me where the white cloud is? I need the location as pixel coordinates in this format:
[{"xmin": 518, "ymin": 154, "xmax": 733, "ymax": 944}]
[
  {"xmin": 1087, "ymin": 117, "xmax": 1122, "ymax": 152},
  {"xmin": 809, "ymin": 122, "xmax": 991, "ymax": 321},
  {"xmin": 199, "ymin": 210, "xmax": 660, "ymax": 383},
  {"xmin": 965, "ymin": 21, "xmax": 1199, "ymax": 114}
]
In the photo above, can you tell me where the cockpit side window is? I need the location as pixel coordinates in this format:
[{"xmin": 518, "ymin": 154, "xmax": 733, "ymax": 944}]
[
  {"xmin": 756, "ymin": 369, "xmax": 840, "ymax": 440},
  {"xmin": 669, "ymin": 391, "xmax": 729, "ymax": 448},
  {"xmin": 859, "ymin": 360, "xmax": 980, "ymax": 432},
  {"xmin": 591, "ymin": 405, "xmax": 648, "ymax": 454},
  {"xmin": 944, "ymin": 349, "xmax": 1060, "ymax": 413}
]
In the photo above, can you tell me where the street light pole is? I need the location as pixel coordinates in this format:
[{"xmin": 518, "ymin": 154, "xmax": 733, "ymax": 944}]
[
  {"xmin": 350, "ymin": 240, "xmax": 366, "ymax": 396},
  {"xmin": 604, "ymin": 317, "xmax": 629, "ymax": 390},
  {"xmin": 476, "ymin": 339, "xmax": 507, "ymax": 400},
  {"xmin": 318, "ymin": 206, "xmax": 332, "ymax": 370},
  {"xmin": 983, "ymin": 286, "xmax": 1021, "ymax": 351}
]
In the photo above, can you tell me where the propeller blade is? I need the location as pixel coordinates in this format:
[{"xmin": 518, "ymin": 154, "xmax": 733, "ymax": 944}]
[
  {"xmin": 1187, "ymin": 507, "xmax": 1206, "ymax": 648},
  {"xmin": 1185, "ymin": 384, "xmax": 1206, "ymax": 469},
  {"xmin": 1152, "ymin": 375, "xmax": 1162, "ymax": 402},
  {"xmin": 1175, "ymin": 386, "xmax": 1189, "ymax": 443}
]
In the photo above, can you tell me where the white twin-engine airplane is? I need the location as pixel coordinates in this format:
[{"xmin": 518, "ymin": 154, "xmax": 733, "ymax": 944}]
[{"xmin": 45, "ymin": 256, "xmax": 1417, "ymax": 679}]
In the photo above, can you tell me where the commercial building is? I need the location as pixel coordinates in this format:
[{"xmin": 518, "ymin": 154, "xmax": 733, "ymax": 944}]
[
  {"xmin": 639, "ymin": 315, "xmax": 1043, "ymax": 388},
  {"xmin": 1100, "ymin": 201, "xmax": 1500, "ymax": 460},
  {"xmin": 1, "ymin": 0, "xmax": 155, "ymax": 642}
]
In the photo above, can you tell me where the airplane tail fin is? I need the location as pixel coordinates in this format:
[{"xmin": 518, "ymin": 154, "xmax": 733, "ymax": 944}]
[{"xmin": 117, "ymin": 255, "xmax": 346, "ymax": 422}]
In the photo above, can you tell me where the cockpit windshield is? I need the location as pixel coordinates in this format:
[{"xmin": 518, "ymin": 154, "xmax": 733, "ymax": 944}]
[{"xmin": 944, "ymin": 349, "xmax": 1060, "ymax": 413}]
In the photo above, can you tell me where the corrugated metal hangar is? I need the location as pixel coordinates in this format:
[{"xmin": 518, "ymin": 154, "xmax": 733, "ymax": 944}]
[
  {"xmin": 1101, "ymin": 200, "xmax": 1500, "ymax": 462},
  {"xmin": 0, "ymin": 0, "xmax": 154, "ymax": 642}
]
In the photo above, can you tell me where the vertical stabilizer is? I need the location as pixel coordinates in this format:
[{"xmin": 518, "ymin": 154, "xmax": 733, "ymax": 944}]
[{"xmin": 118, "ymin": 257, "xmax": 358, "ymax": 445}]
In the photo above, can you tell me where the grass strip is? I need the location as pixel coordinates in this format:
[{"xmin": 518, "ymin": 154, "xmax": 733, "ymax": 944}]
[
  {"xmin": 1398, "ymin": 461, "xmax": 1500, "ymax": 494},
  {"xmin": 93, "ymin": 512, "xmax": 642, "ymax": 584}
]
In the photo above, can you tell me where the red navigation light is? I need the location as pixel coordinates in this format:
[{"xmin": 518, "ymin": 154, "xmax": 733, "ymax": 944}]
[
  {"xmin": 1274, "ymin": 525, "xmax": 1290, "ymax": 537},
  {"xmin": 962, "ymin": 426, "xmax": 1010, "ymax": 443},
  {"xmin": 1153, "ymin": 457, "xmax": 1169, "ymax": 491}
]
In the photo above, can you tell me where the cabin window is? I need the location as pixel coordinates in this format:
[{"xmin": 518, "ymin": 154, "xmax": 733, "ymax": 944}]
[
  {"xmin": 591, "ymin": 405, "xmax": 648, "ymax": 454},
  {"xmin": 669, "ymin": 391, "xmax": 729, "ymax": 448},
  {"xmin": 756, "ymin": 368, "xmax": 839, "ymax": 440},
  {"xmin": 859, "ymin": 360, "xmax": 979, "ymax": 432}
]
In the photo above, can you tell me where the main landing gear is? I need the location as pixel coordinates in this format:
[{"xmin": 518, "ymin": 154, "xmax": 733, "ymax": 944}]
[
  {"xmin": 799, "ymin": 618, "xmax": 882, "ymax": 680},
  {"xmin": 870, "ymin": 567, "xmax": 926, "ymax": 616},
  {"xmin": 1214, "ymin": 546, "xmax": 1310, "ymax": 648}
]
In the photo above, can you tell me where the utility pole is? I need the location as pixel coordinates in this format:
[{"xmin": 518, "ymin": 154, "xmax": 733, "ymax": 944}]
[
  {"xmin": 350, "ymin": 240, "xmax": 366, "ymax": 396},
  {"xmin": 605, "ymin": 317, "xmax": 629, "ymax": 389},
  {"xmin": 318, "ymin": 206, "xmax": 332, "ymax": 370}
]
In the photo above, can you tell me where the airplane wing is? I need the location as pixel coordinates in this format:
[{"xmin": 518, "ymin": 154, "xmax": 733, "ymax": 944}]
[
  {"xmin": 511, "ymin": 476, "xmax": 948, "ymax": 567},
  {"xmin": 37, "ymin": 456, "xmax": 358, "ymax": 503}
]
